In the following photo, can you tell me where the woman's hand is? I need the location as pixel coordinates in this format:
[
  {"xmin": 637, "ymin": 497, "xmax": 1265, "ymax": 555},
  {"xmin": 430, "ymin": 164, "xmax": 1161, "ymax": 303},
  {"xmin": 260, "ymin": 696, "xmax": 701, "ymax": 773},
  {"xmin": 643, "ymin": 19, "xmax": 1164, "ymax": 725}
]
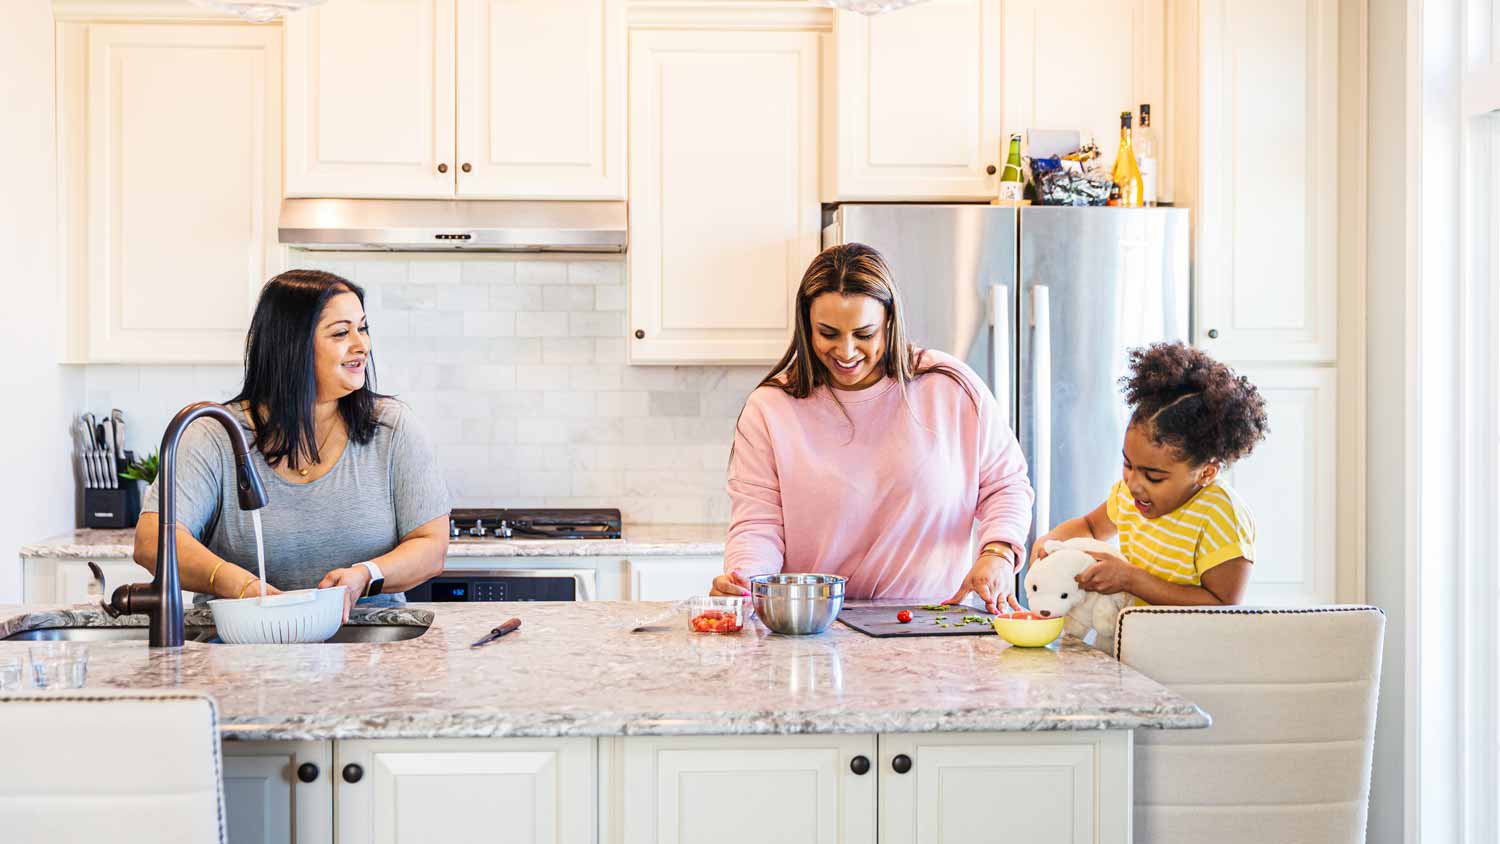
[
  {"xmin": 710, "ymin": 569, "xmax": 752, "ymax": 597},
  {"xmin": 1075, "ymin": 551, "xmax": 1137, "ymax": 595},
  {"xmin": 945, "ymin": 550, "xmax": 1022, "ymax": 615},
  {"xmin": 319, "ymin": 565, "xmax": 373, "ymax": 623}
]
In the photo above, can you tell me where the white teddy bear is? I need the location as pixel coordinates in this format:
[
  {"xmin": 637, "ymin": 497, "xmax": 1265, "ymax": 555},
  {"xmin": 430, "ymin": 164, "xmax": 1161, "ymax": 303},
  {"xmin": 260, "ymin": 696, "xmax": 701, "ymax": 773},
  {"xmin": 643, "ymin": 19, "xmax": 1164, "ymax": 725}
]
[{"xmin": 1023, "ymin": 537, "xmax": 1135, "ymax": 652}]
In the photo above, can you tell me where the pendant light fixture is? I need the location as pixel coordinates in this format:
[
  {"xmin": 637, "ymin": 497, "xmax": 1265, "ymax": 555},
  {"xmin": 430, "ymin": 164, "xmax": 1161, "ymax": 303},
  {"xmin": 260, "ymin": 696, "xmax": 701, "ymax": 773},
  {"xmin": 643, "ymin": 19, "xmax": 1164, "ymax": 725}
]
[{"xmin": 190, "ymin": 0, "xmax": 326, "ymax": 24}]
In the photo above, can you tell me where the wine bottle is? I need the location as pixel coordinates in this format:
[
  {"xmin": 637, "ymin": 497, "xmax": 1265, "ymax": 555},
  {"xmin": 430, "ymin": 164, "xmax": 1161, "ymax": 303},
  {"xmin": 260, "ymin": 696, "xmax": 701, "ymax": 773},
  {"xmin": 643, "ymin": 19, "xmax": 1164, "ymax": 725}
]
[
  {"xmin": 1110, "ymin": 111, "xmax": 1143, "ymax": 208},
  {"xmin": 1137, "ymin": 104, "xmax": 1158, "ymax": 206},
  {"xmin": 998, "ymin": 133, "xmax": 1025, "ymax": 202}
]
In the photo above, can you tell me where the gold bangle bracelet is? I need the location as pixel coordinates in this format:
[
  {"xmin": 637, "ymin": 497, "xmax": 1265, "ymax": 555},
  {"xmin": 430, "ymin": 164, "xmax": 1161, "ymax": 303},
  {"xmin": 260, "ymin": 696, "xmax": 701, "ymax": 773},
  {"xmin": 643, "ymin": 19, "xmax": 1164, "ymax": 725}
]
[
  {"xmin": 208, "ymin": 561, "xmax": 225, "ymax": 592},
  {"xmin": 237, "ymin": 578, "xmax": 258, "ymax": 600}
]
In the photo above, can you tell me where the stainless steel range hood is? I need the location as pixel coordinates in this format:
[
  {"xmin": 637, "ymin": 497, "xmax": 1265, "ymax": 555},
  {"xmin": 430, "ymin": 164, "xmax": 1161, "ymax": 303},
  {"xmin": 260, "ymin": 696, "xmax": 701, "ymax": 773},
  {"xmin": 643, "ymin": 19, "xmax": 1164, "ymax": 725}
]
[{"xmin": 278, "ymin": 198, "xmax": 627, "ymax": 253}]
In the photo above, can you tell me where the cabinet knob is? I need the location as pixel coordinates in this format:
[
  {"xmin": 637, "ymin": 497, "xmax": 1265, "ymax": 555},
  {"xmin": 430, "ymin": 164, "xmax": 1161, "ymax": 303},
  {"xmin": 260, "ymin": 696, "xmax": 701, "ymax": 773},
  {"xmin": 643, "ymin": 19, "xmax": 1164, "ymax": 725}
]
[
  {"xmin": 1206, "ymin": 328, "xmax": 1219, "ymax": 339},
  {"xmin": 438, "ymin": 163, "xmax": 449, "ymax": 174},
  {"xmin": 986, "ymin": 164, "xmax": 997, "ymax": 175},
  {"xmin": 342, "ymin": 763, "xmax": 364, "ymax": 784},
  {"xmin": 296, "ymin": 762, "xmax": 319, "ymax": 783},
  {"xmin": 850, "ymin": 755, "xmax": 871, "ymax": 775},
  {"xmin": 461, "ymin": 162, "xmax": 472, "ymax": 173},
  {"xmin": 634, "ymin": 329, "xmax": 645, "ymax": 340},
  {"xmin": 892, "ymin": 754, "xmax": 912, "ymax": 774}
]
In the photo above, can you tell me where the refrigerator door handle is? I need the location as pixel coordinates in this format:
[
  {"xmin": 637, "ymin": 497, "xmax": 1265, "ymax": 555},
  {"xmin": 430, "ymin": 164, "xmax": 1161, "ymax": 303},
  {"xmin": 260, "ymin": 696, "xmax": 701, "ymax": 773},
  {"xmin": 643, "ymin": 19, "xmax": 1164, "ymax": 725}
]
[
  {"xmin": 990, "ymin": 284, "xmax": 1010, "ymax": 425},
  {"xmin": 1032, "ymin": 285, "xmax": 1052, "ymax": 535}
]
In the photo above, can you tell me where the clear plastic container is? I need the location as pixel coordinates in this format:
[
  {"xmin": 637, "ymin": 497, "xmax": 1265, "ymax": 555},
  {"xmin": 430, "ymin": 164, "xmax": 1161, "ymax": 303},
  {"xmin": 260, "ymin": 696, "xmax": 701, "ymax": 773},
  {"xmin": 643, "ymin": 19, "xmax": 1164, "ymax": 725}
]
[{"xmin": 688, "ymin": 596, "xmax": 748, "ymax": 634}]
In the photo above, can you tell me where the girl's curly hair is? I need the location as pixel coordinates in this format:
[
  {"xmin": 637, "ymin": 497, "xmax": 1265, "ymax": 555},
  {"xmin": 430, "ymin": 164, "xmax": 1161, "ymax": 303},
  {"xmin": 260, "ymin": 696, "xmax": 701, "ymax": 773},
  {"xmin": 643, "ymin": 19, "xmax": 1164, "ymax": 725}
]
[{"xmin": 1122, "ymin": 342, "xmax": 1268, "ymax": 467}]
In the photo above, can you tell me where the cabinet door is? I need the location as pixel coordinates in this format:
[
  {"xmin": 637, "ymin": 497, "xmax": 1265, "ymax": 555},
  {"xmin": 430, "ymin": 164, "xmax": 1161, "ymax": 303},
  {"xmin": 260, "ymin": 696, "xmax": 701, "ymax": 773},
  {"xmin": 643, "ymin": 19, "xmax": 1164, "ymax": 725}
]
[
  {"xmin": 284, "ymin": 0, "xmax": 456, "ymax": 198},
  {"xmin": 879, "ymin": 732, "xmax": 1130, "ymax": 844},
  {"xmin": 335, "ymin": 737, "xmax": 595, "ymax": 844},
  {"xmin": 828, "ymin": 0, "xmax": 1000, "ymax": 200},
  {"xmin": 1222, "ymin": 366, "xmax": 1337, "ymax": 605},
  {"xmin": 619, "ymin": 734, "xmax": 876, "ymax": 844},
  {"xmin": 80, "ymin": 23, "xmax": 280, "ymax": 363},
  {"xmin": 628, "ymin": 29, "xmax": 820, "ymax": 364},
  {"xmin": 455, "ymin": 0, "xmax": 624, "ymax": 198},
  {"xmin": 1002, "ymin": 0, "xmax": 1166, "ymax": 197},
  {"xmin": 626, "ymin": 557, "xmax": 724, "ymax": 601},
  {"xmin": 222, "ymin": 740, "xmax": 333, "ymax": 844},
  {"xmin": 1194, "ymin": 0, "xmax": 1338, "ymax": 361}
]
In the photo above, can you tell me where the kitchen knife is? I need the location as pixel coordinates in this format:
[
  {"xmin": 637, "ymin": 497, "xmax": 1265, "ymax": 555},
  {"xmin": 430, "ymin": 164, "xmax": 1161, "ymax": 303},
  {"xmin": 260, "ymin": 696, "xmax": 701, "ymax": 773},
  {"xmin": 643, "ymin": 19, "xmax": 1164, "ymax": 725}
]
[
  {"xmin": 100, "ymin": 420, "xmax": 116, "ymax": 487},
  {"xmin": 75, "ymin": 419, "xmax": 95, "ymax": 488},
  {"xmin": 110, "ymin": 409, "xmax": 125, "ymax": 462},
  {"xmin": 470, "ymin": 618, "xmax": 522, "ymax": 648}
]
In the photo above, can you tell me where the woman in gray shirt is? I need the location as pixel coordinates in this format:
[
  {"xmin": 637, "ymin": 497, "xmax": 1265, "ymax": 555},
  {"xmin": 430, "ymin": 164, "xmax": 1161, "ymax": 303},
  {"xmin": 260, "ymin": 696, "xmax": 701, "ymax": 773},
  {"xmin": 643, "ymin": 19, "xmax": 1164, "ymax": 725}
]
[{"xmin": 134, "ymin": 270, "xmax": 451, "ymax": 620}]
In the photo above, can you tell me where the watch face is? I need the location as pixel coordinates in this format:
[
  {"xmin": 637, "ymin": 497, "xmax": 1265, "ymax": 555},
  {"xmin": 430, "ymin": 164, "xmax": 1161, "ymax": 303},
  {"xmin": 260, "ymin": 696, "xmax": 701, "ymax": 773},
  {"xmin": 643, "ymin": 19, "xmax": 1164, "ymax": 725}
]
[{"xmin": 367, "ymin": 577, "xmax": 385, "ymax": 596}]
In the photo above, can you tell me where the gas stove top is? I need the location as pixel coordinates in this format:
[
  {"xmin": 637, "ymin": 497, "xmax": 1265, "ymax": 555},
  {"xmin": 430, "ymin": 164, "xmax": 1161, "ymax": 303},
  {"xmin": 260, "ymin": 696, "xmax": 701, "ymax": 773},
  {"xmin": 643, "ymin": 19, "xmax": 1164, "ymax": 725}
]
[{"xmin": 448, "ymin": 508, "xmax": 622, "ymax": 541}]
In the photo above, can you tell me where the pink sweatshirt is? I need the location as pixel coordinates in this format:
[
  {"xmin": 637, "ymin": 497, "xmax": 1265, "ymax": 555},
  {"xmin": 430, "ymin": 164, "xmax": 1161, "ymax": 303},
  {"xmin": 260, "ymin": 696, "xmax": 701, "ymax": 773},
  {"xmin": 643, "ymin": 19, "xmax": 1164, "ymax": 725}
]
[{"xmin": 725, "ymin": 349, "xmax": 1034, "ymax": 600}]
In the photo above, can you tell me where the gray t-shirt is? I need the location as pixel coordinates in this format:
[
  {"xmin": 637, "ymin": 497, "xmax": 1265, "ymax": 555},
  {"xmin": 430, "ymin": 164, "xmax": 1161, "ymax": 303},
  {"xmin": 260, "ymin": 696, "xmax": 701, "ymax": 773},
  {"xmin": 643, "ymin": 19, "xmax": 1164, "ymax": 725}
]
[{"xmin": 142, "ymin": 399, "xmax": 451, "ymax": 605}]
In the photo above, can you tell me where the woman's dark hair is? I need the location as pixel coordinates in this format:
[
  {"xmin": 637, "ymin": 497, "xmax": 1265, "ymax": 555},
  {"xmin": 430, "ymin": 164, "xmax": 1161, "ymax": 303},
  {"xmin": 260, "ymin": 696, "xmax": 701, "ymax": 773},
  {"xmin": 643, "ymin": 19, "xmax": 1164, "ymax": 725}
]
[
  {"xmin": 1122, "ymin": 342, "xmax": 1268, "ymax": 467},
  {"xmin": 231, "ymin": 269, "xmax": 385, "ymax": 471},
  {"xmin": 761, "ymin": 242, "xmax": 974, "ymax": 407}
]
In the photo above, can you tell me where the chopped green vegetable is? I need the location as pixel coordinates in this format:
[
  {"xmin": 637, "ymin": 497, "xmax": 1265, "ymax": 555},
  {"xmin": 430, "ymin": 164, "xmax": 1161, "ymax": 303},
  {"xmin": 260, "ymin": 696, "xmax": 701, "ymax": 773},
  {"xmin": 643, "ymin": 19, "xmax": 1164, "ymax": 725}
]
[
  {"xmin": 961, "ymin": 615, "xmax": 985, "ymax": 624},
  {"xmin": 920, "ymin": 604, "xmax": 952, "ymax": 611}
]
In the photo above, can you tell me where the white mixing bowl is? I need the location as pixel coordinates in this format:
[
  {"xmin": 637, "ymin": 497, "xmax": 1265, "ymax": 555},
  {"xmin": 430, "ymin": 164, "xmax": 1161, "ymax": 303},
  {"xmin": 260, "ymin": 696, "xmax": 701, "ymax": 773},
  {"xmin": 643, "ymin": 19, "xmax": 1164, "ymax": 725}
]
[{"xmin": 208, "ymin": 587, "xmax": 345, "ymax": 644}]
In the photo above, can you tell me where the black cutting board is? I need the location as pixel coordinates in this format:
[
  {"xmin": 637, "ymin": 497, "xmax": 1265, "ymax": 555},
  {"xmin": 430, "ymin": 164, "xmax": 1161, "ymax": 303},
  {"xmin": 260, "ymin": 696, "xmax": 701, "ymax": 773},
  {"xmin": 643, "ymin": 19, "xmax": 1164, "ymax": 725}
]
[{"xmin": 838, "ymin": 604, "xmax": 999, "ymax": 638}]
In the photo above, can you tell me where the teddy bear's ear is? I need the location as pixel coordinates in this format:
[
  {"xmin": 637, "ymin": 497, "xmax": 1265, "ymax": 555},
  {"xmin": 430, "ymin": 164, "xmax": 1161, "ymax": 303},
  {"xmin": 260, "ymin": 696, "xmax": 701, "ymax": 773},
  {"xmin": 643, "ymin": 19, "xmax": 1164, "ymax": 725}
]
[{"xmin": 1043, "ymin": 539, "xmax": 1066, "ymax": 554}]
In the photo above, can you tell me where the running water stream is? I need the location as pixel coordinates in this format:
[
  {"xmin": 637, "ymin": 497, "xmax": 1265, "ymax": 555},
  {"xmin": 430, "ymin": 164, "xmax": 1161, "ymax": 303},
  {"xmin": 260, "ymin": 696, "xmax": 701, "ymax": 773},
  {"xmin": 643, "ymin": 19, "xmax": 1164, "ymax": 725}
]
[{"xmin": 251, "ymin": 509, "xmax": 268, "ymax": 600}]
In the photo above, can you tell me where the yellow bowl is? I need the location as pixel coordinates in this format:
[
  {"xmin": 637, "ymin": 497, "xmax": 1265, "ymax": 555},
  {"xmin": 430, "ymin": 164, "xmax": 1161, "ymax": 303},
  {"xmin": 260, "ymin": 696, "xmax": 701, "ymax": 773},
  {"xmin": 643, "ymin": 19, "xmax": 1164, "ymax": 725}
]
[{"xmin": 991, "ymin": 613, "xmax": 1065, "ymax": 647}]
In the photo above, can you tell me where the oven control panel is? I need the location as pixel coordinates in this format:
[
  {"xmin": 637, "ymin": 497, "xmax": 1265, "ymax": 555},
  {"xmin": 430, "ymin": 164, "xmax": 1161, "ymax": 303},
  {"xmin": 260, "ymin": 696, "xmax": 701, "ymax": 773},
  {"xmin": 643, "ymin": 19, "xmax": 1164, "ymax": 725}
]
[{"xmin": 407, "ymin": 575, "xmax": 581, "ymax": 602}]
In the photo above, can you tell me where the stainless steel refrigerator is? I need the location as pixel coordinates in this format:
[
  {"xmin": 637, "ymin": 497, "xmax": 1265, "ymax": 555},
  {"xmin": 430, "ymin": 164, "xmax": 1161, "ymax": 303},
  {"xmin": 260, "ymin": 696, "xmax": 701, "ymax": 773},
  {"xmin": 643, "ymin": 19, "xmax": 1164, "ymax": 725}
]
[{"xmin": 822, "ymin": 205, "xmax": 1190, "ymax": 549}]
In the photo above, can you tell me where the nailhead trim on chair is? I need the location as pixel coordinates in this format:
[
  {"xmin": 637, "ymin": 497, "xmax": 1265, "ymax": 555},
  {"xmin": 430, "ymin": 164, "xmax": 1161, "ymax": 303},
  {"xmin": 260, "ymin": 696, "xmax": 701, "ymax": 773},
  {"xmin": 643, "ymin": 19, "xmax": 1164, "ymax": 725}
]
[
  {"xmin": 1113, "ymin": 605, "xmax": 1385, "ymax": 660},
  {"xmin": 0, "ymin": 691, "xmax": 227, "ymax": 843}
]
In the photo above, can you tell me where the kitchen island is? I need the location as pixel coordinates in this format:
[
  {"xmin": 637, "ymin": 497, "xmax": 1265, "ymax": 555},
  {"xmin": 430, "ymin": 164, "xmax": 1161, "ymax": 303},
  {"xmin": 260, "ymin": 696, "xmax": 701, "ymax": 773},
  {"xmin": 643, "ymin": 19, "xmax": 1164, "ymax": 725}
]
[{"xmin": 0, "ymin": 601, "xmax": 1206, "ymax": 843}]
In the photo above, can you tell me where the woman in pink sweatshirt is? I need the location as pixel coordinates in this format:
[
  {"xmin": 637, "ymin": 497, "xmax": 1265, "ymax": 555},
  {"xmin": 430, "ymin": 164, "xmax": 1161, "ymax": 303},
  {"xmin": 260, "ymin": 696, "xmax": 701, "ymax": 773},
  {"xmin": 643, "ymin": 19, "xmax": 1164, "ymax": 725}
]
[{"xmin": 712, "ymin": 243, "xmax": 1035, "ymax": 613}]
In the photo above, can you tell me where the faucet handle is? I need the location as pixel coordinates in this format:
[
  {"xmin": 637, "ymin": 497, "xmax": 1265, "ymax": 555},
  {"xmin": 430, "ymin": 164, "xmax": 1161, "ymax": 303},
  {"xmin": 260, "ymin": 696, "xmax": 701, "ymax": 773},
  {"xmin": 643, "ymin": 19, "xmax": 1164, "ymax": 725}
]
[{"xmin": 87, "ymin": 562, "xmax": 121, "ymax": 618}]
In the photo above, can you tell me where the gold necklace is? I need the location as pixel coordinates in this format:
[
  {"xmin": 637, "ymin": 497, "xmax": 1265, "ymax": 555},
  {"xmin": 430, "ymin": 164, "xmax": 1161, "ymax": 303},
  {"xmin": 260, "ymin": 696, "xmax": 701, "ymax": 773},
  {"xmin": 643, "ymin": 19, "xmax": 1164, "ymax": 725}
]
[{"xmin": 298, "ymin": 425, "xmax": 338, "ymax": 478}]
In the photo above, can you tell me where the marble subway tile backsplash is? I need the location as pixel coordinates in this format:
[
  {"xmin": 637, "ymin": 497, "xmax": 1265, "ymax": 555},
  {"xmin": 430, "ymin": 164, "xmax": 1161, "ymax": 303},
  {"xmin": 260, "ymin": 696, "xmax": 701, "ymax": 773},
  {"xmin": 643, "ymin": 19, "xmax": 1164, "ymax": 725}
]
[{"xmin": 81, "ymin": 254, "xmax": 765, "ymax": 524}]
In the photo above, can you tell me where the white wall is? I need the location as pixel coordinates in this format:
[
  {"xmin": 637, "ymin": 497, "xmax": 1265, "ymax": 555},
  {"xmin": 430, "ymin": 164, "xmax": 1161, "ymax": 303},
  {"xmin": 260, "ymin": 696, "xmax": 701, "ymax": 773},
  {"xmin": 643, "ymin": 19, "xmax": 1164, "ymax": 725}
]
[
  {"xmin": 84, "ymin": 252, "xmax": 764, "ymax": 525},
  {"xmin": 0, "ymin": 0, "xmax": 84, "ymax": 602}
]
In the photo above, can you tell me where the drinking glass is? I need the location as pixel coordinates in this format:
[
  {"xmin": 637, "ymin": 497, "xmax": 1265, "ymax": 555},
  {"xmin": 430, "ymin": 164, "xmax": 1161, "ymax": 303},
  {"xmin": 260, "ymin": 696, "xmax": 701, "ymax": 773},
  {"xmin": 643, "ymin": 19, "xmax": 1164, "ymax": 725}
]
[
  {"xmin": 29, "ymin": 642, "xmax": 89, "ymax": 689},
  {"xmin": 0, "ymin": 655, "xmax": 22, "ymax": 691}
]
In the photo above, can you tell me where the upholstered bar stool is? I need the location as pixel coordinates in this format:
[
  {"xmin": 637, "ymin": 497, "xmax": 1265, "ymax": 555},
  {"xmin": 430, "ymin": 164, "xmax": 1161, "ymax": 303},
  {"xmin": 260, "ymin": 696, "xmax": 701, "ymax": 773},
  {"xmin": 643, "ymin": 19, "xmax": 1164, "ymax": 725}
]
[
  {"xmin": 0, "ymin": 689, "xmax": 226, "ymax": 843},
  {"xmin": 1115, "ymin": 605, "xmax": 1385, "ymax": 844}
]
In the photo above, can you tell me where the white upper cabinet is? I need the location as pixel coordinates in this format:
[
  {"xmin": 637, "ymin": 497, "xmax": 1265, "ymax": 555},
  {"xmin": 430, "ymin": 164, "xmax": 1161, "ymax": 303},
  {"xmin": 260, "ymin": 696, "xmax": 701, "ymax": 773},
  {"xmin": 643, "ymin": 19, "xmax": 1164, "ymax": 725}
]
[
  {"xmin": 284, "ymin": 0, "xmax": 455, "ymax": 198},
  {"xmin": 456, "ymin": 0, "xmax": 625, "ymax": 198},
  {"xmin": 827, "ymin": 0, "xmax": 1000, "ymax": 200},
  {"xmin": 628, "ymin": 28, "xmax": 820, "ymax": 364},
  {"xmin": 285, "ymin": 0, "xmax": 624, "ymax": 200},
  {"xmin": 1002, "ymin": 0, "xmax": 1167, "ymax": 198},
  {"xmin": 1226, "ymin": 366, "xmax": 1338, "ymax": 606},
  {"xmin": 61, "ymin": 21, "xmax": 281, "ymax": 363},
  {"xmin": 1195, "ymin": 0, "xmax": 1338, "ymax": 362}
]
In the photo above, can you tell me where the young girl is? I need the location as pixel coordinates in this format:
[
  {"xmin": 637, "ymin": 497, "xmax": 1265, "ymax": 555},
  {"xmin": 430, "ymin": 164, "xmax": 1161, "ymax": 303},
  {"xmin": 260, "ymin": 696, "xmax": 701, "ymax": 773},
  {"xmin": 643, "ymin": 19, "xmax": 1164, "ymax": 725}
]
[{"xmin": 1031, "ymin": 342, "xmax": 1268, "ymax": 606}]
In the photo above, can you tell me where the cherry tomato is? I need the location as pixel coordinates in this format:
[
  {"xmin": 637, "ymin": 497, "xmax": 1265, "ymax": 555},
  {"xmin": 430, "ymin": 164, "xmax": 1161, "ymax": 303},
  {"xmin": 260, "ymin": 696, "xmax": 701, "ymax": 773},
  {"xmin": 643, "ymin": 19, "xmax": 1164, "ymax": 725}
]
[{"xmin": 896, "ymin": 610, "xmax": 913, "ymax": 623}]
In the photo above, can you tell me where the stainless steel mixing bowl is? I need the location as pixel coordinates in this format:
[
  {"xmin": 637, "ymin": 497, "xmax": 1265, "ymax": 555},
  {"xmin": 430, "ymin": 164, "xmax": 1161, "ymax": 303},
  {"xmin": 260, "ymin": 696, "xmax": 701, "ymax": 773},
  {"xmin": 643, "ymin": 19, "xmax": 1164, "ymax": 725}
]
[{"xmin": 749, "ymin": 573, "xmax": 846, "ymax": 635}]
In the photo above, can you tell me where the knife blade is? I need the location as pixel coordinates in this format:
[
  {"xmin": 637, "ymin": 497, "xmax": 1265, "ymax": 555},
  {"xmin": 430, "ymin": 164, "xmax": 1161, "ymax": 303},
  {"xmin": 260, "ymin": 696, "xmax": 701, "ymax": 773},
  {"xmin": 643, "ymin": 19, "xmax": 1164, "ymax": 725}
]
[
  {"xmin": 100, "ymin": 421, "xmax": 116, "ymax": 487},
  {"xmin": 111, "ymin": 409, "xmax": 126, "ymax": 462},
  {"xmin": 470, "ymin": 618, "xmax": 522, "ymax": 648}
]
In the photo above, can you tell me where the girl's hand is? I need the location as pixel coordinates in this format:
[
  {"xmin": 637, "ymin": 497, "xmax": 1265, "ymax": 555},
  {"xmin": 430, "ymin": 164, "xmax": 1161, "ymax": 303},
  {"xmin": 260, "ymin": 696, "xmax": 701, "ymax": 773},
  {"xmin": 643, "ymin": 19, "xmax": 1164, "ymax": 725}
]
[
  {"xmin": 710, "ymin": 569, "xmax": 752, "ymax": 597},
  {"xmin": 319, "ymin": 566, "xmax": 373, "ymax": 623},
  {"xmin": 1030, "ymin": 532, "xmax": 1057, "ymax": 562},
  {"xmin": 945, "ymin": 550, "xmax": 1023, "ymax": 615},
  {"xmin": 1075, "ymin": 553, "xmax": 1137, "ymax": 595}
]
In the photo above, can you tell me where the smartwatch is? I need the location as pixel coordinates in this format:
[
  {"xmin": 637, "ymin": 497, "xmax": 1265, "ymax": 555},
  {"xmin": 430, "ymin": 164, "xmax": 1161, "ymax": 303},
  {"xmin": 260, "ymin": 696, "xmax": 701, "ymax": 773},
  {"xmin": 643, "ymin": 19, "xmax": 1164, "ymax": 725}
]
[{"xmin": 356, "ymin": 561, "xmax": 385, "ymax": 598}]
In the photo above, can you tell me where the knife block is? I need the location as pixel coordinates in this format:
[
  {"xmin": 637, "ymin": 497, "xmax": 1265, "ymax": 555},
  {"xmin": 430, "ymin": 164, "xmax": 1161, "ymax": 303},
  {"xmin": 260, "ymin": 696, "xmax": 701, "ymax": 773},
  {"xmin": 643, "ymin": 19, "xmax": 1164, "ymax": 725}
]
[{"xmin": 84, "ymin": 482, "xmax": 140, "ymax": 529}]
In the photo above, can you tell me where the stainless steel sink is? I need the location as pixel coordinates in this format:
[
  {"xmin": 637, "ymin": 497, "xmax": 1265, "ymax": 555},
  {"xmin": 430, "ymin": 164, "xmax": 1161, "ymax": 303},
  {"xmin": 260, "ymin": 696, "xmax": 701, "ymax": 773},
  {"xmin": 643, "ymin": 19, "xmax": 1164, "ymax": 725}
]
[{"xmin": 3, "ymin": 623, "xmax": 429, "ymax": 643}]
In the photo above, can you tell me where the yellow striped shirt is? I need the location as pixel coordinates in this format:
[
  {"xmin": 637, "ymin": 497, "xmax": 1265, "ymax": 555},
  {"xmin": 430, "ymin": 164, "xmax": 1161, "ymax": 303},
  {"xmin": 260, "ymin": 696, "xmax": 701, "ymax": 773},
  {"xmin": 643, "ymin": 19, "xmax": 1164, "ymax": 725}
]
[{"xmin": 1106, "ymin": 480, "xmax": 1255, "ymax": 589}]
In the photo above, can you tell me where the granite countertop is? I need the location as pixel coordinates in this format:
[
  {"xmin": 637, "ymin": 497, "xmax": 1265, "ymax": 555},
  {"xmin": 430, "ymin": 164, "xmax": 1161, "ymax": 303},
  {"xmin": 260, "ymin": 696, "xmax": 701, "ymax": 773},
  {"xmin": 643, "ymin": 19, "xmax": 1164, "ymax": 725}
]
[
  {"xmin": 19, "ymin": 524, "xmax": 728, "ymax": 560},
  {"xmin": 0, "ymin": 601, "xmax": 1209, "ymax": 741}
]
